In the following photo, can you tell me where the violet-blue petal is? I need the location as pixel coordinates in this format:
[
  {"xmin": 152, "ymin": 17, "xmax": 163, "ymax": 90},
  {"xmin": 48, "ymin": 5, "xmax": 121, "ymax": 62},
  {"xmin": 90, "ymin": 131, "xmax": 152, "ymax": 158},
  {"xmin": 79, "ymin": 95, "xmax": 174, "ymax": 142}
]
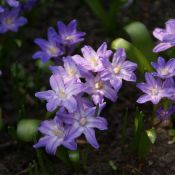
[{"xmin": 84, "ymin": 128, "xmax": 99, "ymax": 149}]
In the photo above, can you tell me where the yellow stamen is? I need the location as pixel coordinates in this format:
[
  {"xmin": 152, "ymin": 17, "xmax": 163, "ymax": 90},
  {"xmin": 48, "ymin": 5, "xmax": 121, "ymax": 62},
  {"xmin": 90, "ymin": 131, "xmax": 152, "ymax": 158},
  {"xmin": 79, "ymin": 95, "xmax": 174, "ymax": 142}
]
[
  {"xmin": 80, "ymin": 117, "xmax": 86, "ymax": 126},
  {"xmin": 67, "ymin": 68, "xmax": 75, "ymax": 77},
  {"xmin": 90, "ymin": 57, "xmax": 98, "ymax": 66},
  {"xmin": 49, "ymin": 46, "xmax": 57, "ymax": 55},
  {"xmin": 59, "ymin": 90, "xmax": 66, "ymax": 98},
  {"xmin": 5, "ymin": 18, "xmax": 13, "ymax": 25},
  {"xmin": 52, "ymin": 129, "xmax": 64, "ymax": 136},
  {"xmin": 113, "ymin": 66, "xmax": 121, "ymax": 74},
  {"xmin": 95, "ymin": 81, "xmax": 103, "ymax": 90}
]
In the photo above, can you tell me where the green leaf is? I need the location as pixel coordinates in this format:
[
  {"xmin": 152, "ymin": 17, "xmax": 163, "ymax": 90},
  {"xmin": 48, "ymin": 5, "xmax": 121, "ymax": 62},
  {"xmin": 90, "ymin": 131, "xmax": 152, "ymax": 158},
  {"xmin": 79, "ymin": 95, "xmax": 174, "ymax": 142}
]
[
  {"xmin": 108, "ymin": 160, "xmax": 118, "ymax": 171},
  {"xmin": 111, "ymin": 38, "xmax": 153, "ymax": 73},
  {"xmin": 36, "ymin": 149, "xmax": 48, "ymax": 175},
  {"xmin": 35, "ymin": 59, "xmax": 53, "ymax": 71},
  {"xmin": 169, "ymin": 129, "xmax": 175, "ymax": 137},
  {"xmin": 132, "ymin": 109, "xmax": 152, "ymax": 160},
  {"xmin": 124, "ymin": 21, "xmax": 156, "ymax": 60},
  {"xmin": 15, "ymin": 39, "xmax": 22, "ymax": 47},
  {"xmin": 56, "ymin": 147, "xmax": 71, "ymax": 168},
  {"xmin": 85, "ymin": 0, "xmax": 109, "ymax": 32},
  {"xmin": 146, "ymin": 128, "xmax": 157, "ymax": 144},
  {"xmin": 133, "ymin": 109, "xmax": 144, "ymax": 150},
  {"xmin": 68, "ymin": 150, "xmax": 80, "ymax": 170},
  {"xmin": 138, "ymin": 131, "xmax": 151, "ymax": 160},
  {"xmin": 17, "ymin": 119, "xmax": 40, "ymax": 142}
]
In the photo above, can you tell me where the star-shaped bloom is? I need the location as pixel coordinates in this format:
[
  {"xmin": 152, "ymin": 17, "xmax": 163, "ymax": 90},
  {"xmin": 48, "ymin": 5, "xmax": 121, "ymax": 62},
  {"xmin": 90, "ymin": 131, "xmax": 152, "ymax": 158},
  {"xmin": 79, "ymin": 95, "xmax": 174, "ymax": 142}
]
[
  {"xmin": 72, "ymin": 42, "xmax": 112, "ymax": 72},
  {"xmin": 153, "ymin": 19, "xmax": 175, "ymax": 53},
  {"xmin": 101, "ymin": 48, "xmax": 137, "ymax": 90},
  {"xmin": 6, "ymin": 0, "xmax": 20, "ymax": 7},
  {"xmin": 33, "ymin": 117, "xmax": 77, "ymax": 155},
  {"xmin": 156, "ymin": 106, "xmax": 175, "ymax": 121},
  {"xmin": 56, "ymin": 98, "xmax": 108, "ymax": 149},
  {"xmin": 84, "ymin": 73, "xmax": 117, "ymax": 104},
  {"xmin": 137, "ymin": 73, "xmax": 173, "ymax": 104},
  {"xmin": 151, "ymin": 57, "xmax": 175, "ymax": 79},
  {"xmin": 35, "ymin": 74, "xmax": 84, "ymax": 113},
  {"xmin": 49, "ymin": 56, "xmax": 81, "ymax": 83},
  {"xmin": 0, "ymin": 8, "xmax": 27, "ymax": 33},
  {"xmin": 163, "ymin": 78, "xmax": 175, "ymax": 101},
  {"xmin": 32, "ymin": 27, "xmax": 64, "ymax": 63},
  {"xmin": 57, "ymin": 19, "xmax": 85, "ymax": 46}
]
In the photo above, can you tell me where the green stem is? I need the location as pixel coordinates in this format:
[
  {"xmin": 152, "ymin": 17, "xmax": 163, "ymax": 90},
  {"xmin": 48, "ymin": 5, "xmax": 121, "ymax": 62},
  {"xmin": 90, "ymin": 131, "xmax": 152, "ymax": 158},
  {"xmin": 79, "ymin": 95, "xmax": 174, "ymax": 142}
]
[{"xmin": 36, "ymin": 150, "xmax": 49, "ymax": 175}]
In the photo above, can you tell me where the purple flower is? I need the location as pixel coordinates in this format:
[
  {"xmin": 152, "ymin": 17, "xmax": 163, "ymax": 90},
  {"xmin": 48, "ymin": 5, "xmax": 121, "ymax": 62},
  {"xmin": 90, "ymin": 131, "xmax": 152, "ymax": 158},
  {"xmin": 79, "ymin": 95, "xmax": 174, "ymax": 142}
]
[
  {"xmin": 33, "ymin": 27, "xmax": 64, "ymax": 63},
  {"xmin": 0, "ymin": 7, "xmax": 4, "ymax": 13},
  {"xmin": 72, "ymin": 42, "xmax": 112, "ymax": 72},
  {"xmin": 84, "ymin": 73, "xmax": 117, "ymax": 104},
  {"xmin": 6, "ymin": 0, "xmax": 19, "ymax": 7},
  {"xmin": 20, "ymin": 0, "xmax": 37, "ymax": 11},
  {"xmin": 153, "ymin": 19, "xmax": 175, "ymax": 53},
  {"xmin": 164, "ymin": 78, "xmax": 175, "ymax": 101},
  {"xmin": 0, "ymin": 8, "xmax": 27, "ymax": 33},
  {"xmin": 33, "ymin": 117, "xmax": 77, "ymax": 155},
  {"xmin": 49, "ymin": 56, "xmax": 81, "ymax": 83},
  {"xmin": 56, "ymin": 98, "xmax": 108, "ymax": 149},
  {"xmin": 101, "ymin": 48, "xmax": 137, "ymax": 90},
  {"xmin": 151, "ymin": 57, "xmax": 175, "ymax": 79},
  {"xmin": 156, "ymin": 106, "xmax": 175, "ymax": 121},
  {"xmin": 57, "ymin": 19, "xmax": 85, "ymax": 46},
  {"xmin": 35, "ymin": 74, "xmax": 84, "ymax": 113},
  {"xmin": 137, "ymin": 73, "xmax": 173, "ymax": 104}
]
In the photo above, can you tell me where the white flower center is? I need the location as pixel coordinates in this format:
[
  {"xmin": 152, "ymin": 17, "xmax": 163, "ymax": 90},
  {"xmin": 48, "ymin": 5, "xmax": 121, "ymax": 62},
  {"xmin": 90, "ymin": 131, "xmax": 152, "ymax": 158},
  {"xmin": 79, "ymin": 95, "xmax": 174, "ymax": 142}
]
[
  {"xmin": 80, "ymin": 117, "xmax": 87, "ymax": 126},
  {"xmin": 65, "ymin": 35, "xmax": 74, "ymax": 41},
  {"xmin": 48, "ymin": 45, "xmax": 58, "ymax": 56},
  {"xmin": 4, "ymin": 17, "xmax": 14, "ymax": 25},
  {"xmin": 113, "ymin": 66, "xmax": 121, "ymax": 74},
  {"xmin": 59, "ymin": 90, "xmax": 66, "ymax": 99},
  {"xmin": 151, "ymin": 88, "xmax": 159, "ymax": 96},
  {"xmin": 67, "ymin": 68, "xmax": 76, "ymax": 77},
  {"xmin": 52, "ymin": 128, "xmax": 64, "ymax": 137},
  {"xmin": 160, "ymin": 68, "xmax": 169, "ymax": 76},
  {"xmin": 90, "ymin": 57, "xmax": 98, "ymax": 66}
]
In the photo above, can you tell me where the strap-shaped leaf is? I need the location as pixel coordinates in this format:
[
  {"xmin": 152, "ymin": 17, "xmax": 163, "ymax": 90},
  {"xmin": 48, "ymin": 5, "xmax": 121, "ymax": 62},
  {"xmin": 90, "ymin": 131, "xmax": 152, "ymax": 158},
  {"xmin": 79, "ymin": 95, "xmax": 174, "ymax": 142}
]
[
  {"xmin": 124, "ymin": 21, "xmax": 156, "ymax": 60},
  {"xmin": 85, "ymin": 0, "xmax": 109, "ymax": 30},
  {"xmin": 17, "ymin": 119, "xmax": 40, "ymax": 142},
  {"xmin": 138, "ymin": 131, "xmax": 151, "ymax": 160},
  {"xmin": 111, "ymin": 38, "xmax": 153, "ymax": 72},
  {"xmin": 146, "ymin": 128, "xmax": 157, "ymax": 144}
]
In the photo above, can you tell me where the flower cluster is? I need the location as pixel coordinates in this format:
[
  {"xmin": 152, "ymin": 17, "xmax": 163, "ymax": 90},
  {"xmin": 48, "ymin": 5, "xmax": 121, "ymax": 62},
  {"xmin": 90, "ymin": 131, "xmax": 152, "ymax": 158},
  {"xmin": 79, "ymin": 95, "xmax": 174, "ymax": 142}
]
[
  {"xmin": 32, "ymin": 20, "xmax": 86, "ymax": 63},
  {"xmin": 33, "ymin": 20, "xmax": 137, "ymax": 154},
  {"xmin": 149, "ymin": 19, "xmax": 175, "ymax": 120},
  {"xmin": 137, "ymin": 57, "xmax": 175, "ymax": 104},
  {"xmin": 0, "ymin": 0, "xmax": 36, "ymax": 33}
]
